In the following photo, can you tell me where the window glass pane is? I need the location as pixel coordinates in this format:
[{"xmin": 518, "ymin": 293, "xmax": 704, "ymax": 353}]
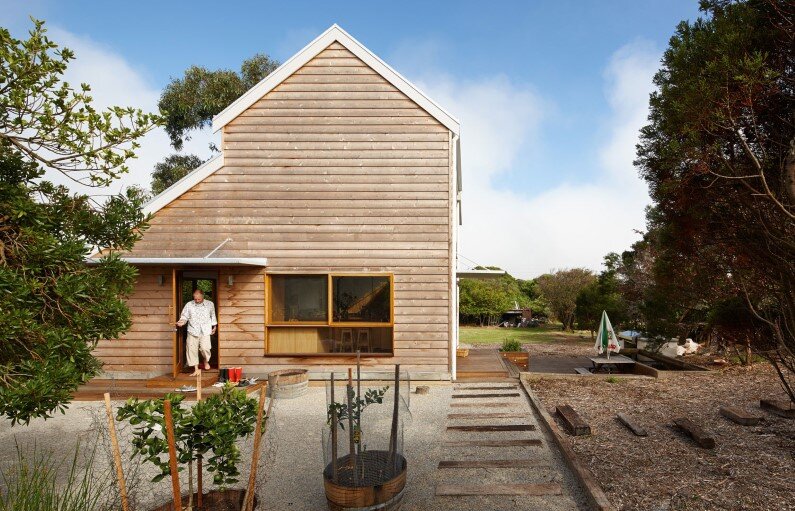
[
  {"xmin": 269, "ymin": 275, "xmax": 328, "ymax": 322},
  {"xmin": 332, "ymin": 276, "xmax": 391, "ymax": 323}
]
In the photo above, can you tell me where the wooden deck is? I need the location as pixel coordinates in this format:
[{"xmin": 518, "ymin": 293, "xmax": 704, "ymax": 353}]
[
  {"xmin": 456, "ymin": 349, "xmax": 511, "ymax": 381},
  {"xmin": 72, "ymin": 373, "xmax": 264, "ymax": 401}
]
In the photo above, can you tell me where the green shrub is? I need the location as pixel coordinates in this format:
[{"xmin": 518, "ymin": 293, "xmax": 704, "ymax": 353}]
[
  {"xmin": 0, "ymin": 442, "xmax": 112, "ymax": 511},
  {"xmin": 117, "ymin": 385, "xmax": 259, "ymax": 488},
  {"xmin": 605, "ymin": 376, "xmax": 620, "ymax": 384},
  {"xmin": 500, "ymin": 339, "xmax": 523, "ymax": 352}
]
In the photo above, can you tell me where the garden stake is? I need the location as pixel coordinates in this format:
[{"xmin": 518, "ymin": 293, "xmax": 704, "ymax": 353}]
[
  {"xmin": 355, "ymin": 350, "xmax": 363, "ymax": 479},
  {"xmin": 196, "ymin": 373, "xmax": 202, "ymax": 509},
  {"xmin": 103, "ymin": 393, "xmax": 129, "ymax": 511},
  {"xmin": 347, "ymin": 368, "xmax": 358, "ymax": 486},
  {"xmin": 388, "ymin": 364, "xmax": 401, "ymax": 473},
  {"xmin": 330, "ymin": 373, "xmax": 338, "ymax": 483},
  {"xmin": 163, "ymin": 399, "xmax": 182, "ymax": 511},
  {"xmin": 356, "ymin": 349, "xmax": 364, "ymax": 458},
  {"xmin": 244, "ymin": 379, "xmax": 276, "ymax": 511}
]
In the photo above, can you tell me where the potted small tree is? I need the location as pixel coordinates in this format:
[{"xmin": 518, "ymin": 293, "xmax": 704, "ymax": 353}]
[
  {"xmin": 117, "ymin": 386, "xmax": 259, "ymax": 511},
  {"xmin": 323, "ymin": 364, "xmax": 408, "ymax": 511},
  {"xmin": 499, "ymin": 338, "xmax": 529, "ymax": 370}
]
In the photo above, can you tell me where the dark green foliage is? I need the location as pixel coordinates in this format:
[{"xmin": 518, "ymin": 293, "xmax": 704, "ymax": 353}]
[
  {"xmin": 576, "ymin": 254, "xmax": 628, "ymax": 336},
  {"xmin": 116, "ymin": 386, "xmax": 259, "ymax": 487},
  {"xmin": 0, "ymin": 20, "xmax": 157, "ymax": 424},
  {"xmin": 630, "ymin": 0, "xmax": 794, "ymax": 398},
  {"xmin": 159, "ymin": 54, "xmax": 279, "ymax": 150},
  {"xmin": 500, "ymin": 339, "xmax": 523, "ymax": 352},
  {"xmin": 150, "ymin": 153, "xmax": 203, "ymax": 195},
  {"xmin": 459, "ymin": 271, "xmax": 542, "ymax": 326}
]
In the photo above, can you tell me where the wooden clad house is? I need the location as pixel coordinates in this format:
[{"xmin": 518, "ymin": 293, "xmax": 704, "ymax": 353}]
[{"xmin": 92, "ymin": 25, "xmax": 462, "ymax": 381}]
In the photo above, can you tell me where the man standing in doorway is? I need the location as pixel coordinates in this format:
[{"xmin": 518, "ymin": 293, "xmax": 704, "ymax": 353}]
[{"xmin": 176, "ymin": 288, "xmax": 217, "ymax": 376}]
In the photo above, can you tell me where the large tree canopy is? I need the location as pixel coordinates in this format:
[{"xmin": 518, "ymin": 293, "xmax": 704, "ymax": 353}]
[
  {"xmin": 636, "ymin": 0, "xmax": 794, "ymax": 398},
  {"xmin": 159, "ymin": 54, "xmax": 279, "ymax": 151},
  {"xmin": 535, "ymin": 269, "xmax": 595, "ymax": 331},
  {"xmin": 0, "ymin": 20, "xmax": 157, "ymax": 423}
]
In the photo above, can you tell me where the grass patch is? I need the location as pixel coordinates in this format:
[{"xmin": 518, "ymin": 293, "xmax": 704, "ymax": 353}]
[{"xmin": 459, "ymin": 324, "xmax": 590, "ymax": 345}]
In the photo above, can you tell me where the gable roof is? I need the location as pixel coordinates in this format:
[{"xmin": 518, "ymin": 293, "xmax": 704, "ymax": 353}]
[{"xmin": 211, "ymin": 24, "xmax": 460, "ymax": 135}]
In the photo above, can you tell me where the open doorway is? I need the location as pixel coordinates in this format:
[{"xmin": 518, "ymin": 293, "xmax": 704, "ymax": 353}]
[{"xmin": 175, "ymin": 270, "xmax": 220, "ymax": 373}]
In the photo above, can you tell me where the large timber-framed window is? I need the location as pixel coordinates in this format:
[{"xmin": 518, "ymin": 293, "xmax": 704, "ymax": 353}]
[{"xmin": 265, "ymin": 273, "xmax": 393, "ymax": 356}]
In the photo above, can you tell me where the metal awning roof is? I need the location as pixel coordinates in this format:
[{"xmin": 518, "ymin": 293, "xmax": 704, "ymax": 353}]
[
  {"xmin": 457, "ymin": 269, "xmax": 507, "ymax": 279},
  {"xmin": 86, "ymin": 257, "xmax": 268, "ymax": 266}
]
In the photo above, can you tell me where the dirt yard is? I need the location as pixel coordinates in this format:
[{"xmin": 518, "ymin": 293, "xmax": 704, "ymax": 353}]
[{"xmin": 529, "ymin": 364, "xmax": 795, "ymax": 510}]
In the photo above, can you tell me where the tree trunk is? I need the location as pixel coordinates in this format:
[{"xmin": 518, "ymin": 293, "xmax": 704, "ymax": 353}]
[{"xmin": 785, "ymin": 134, "xmax": 795, "ymax": 205}]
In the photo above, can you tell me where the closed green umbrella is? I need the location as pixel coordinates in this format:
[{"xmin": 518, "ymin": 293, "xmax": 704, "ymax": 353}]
[{"xmin": 594, "ymin": 310, "xmax": 621, "ymax": 359}]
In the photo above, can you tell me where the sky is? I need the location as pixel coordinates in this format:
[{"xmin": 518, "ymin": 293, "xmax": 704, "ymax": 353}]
[{"xmin": 2, "ymin": 0, "xmax": 701, "ymax": 278}]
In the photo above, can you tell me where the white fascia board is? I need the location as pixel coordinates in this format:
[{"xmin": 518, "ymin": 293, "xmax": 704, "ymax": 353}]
[
  {"xmin": 86, "ymin": 257, "xmax": 268, "ymax": 266},
  {"xmin": 211, "ymin": 24, "xmax": 460, "ymax": 135},
  {"xmin": 143, "ymin": 154, "xmax": 224, "ymax": 216}
]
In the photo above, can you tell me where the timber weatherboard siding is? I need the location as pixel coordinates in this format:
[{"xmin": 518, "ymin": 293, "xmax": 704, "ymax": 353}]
[{"xmin": 96, "ymin": 42, "xmax": 455, "ymax": 379}]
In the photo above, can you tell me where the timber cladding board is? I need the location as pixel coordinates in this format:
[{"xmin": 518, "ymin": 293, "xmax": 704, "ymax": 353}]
[{"xmin": 99, "ymin": 43, "xmax": 454, "ymax": 377}]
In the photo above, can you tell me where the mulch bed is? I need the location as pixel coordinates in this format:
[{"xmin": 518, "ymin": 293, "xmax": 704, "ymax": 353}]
[{"xmin": 530, "ymin": 364, "xmax": 795, "ymax": 510}]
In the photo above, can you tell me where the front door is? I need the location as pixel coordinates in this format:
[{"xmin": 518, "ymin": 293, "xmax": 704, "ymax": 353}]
[{"xmin": 175, "ymin": 270, "xmax": 220, "ymax": 373}]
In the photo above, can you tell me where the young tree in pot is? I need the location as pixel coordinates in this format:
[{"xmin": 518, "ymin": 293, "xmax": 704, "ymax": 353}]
[{"xmin": 117, "ymin": 386, "xmax": 259, "ymax": 510}]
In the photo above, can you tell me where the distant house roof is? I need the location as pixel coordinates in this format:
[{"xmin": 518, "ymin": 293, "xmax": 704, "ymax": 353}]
[
  {"xmin": 212, "ymin": 24, "xmax": 460, "ymax": 135},
  {"xmin": 457, "ymin": 269, "xmax": 507, "ymax": 279}
]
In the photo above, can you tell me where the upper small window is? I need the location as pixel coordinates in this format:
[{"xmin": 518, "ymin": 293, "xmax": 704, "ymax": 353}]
[
  {"xmin": 269, "ymin": 275, "xmax": 328, "ymax": 323},
  {"xmin": 332, "ymin": 276, "xmax": 391, "ymax": 324}
]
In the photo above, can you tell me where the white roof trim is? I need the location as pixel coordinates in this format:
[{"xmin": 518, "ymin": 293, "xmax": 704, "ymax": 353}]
[
  {"xmin": 87, "ymin": 257, "xmax": 268, "ymax": 266},
  {"xmin": 143, "ymin": 154, "xmax": 224, "ymax": 216},
  {"xmin": 211, "ymin": 24, "xmax": 460, "ymax": 135}
]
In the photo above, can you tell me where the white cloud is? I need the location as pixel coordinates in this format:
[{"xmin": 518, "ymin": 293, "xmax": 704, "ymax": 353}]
[
  {"xmin": 44, "ymin": 27, "xmax": 217, "ymax": 196},
  {"xmin": 411, "ymin": 41, "xmax": 660, "ymax": 278}
]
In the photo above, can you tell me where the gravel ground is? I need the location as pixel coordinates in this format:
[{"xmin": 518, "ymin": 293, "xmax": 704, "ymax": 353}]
[
  {"xmin": 0, "ymin": 382, "xmax": 592, "ymax": 510},
  {"xmin": 530, "ymin": 364, "xmax": 795, "ymax": 511}
]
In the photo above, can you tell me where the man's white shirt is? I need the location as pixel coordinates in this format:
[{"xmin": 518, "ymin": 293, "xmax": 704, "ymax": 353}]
[{"xmin": 179, "ymin": 300, "xmax": 217, "ymax": 336}]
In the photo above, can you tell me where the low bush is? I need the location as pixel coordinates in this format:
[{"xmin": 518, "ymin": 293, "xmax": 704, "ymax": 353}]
[{"xmin": 500, "ymin": 339, "xmax": 523, "ymax": 352}]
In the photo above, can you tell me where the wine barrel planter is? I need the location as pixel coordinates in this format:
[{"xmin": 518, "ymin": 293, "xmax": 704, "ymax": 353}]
[
  {"xmin": 268, "ymin": 368, "xmax": 309, "ymax": 399},
  {"xmin": 323, "ymin": 451, "xmax": 407, "ymax": 511},
  {"xmin": 149, "ymin": 489, "xmax": 255, "ymax": 511}
]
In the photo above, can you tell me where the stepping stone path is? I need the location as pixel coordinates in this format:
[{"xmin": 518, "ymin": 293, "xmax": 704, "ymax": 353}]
[{"xmin": 430, "ymin": 381, "xmax": 586, "ymax": 510}]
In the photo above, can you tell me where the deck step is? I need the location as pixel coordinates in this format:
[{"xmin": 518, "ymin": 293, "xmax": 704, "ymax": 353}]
[
  {"xmin": 452, "ymin": 392, "xmax": 521, "ymax": 399},
  {"xmin": 436, "ymin": 483, "xmax": 562, "ymax": 497},
  {"xmin": 447, "ymin": 412, "xmax": 529, "ymax": 420},
  {"xmin": 449, "ymin": 402, "xmax": 514, "ymax": 408},
  {"xmin": 453, "ymin": 385, "xmax": 518, "ymax": 390},
  {"xmin": 447, "ymin": 424, "xmax": 535, "ymax": 432},
  {"xmin": 443, "ymin": 439, "xmax": 542, "ymax": 447},
  {"xmin": 438, "ymin": 459, "xmax": 550, "ymax": 469}
]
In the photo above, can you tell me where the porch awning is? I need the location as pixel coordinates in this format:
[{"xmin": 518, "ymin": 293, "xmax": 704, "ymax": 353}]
[
  {"xmin": 86, "ymin": 257, "xmax": 268, "ymax": 266},
  {"xmin": 457, "ymin": 269, "xmax": 507, "ymax": 279}
]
